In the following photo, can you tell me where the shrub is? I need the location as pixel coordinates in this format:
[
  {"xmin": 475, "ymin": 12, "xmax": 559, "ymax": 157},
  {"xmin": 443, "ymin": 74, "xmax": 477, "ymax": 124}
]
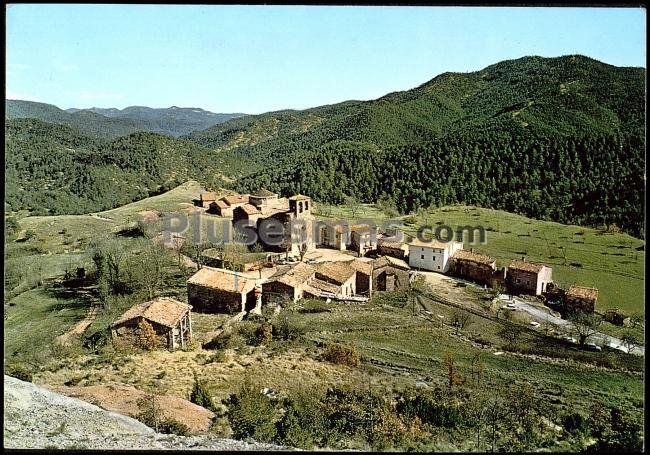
[
  {"xmin": 190, "ymin": 374, "xmax": 216, "ymax": 412},
  {"xmin": 159, "ymin": 418, "xmax": 190, "ymax": 436},
  {"xmin": 322, "ymin": 343, "xmax": 360, "ymax": 367},
  {"xmin": 5, "ymin": 363, "xmax": 33, "ymax": 382},
  {"xmin": 136, "ymin": 319, "xmax": 160, "ymax": 351},
  {"xmin": 255, "ymin": 322, "xmax": 273, "ymax": 345},
  {"xmin": 271, "ymin": 312, "xmax": 306, "ymax": 341},
  {"xmin": 225, "ymin": 377, "xmax": 278, "ymax": 442},
  {"xmin": 561, "ymin": 411, "xmax": 588, "ymax": 434}
]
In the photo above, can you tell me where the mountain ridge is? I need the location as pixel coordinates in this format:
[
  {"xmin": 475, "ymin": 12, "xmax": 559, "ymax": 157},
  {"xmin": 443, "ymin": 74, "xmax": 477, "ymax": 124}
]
[
  {"xmin": 5, "ymin": 54, "xmax": 645, "ymax": 237},
  {"xmin": 6, "ymin": 99, "xmax": 246, "ymax": 138}
]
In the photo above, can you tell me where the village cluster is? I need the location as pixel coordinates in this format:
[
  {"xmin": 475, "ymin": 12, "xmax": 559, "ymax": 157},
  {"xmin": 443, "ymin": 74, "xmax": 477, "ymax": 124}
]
[{"xmin": 111, "ymin": 189, "xmax": 604, "ymax": 350}]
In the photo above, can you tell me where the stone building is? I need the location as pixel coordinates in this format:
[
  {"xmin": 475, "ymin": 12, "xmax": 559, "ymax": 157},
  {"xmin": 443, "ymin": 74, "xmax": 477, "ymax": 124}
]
[
  {"xmin": 376, "ymin": 238, "xmax": 409, "ymax": 260},
  {"xmin": 449, "ymin": 249, "xmax": 497, "ymax": 286},
  {"xmin": 506, "ymin": 258, "xmax": 553, "ymax": 296},
  {"xmin": 372, "ymin": 256, "xmax": 411, "ymax": 292},
  {"xmin": 111, "ymin": 297, "xmax": 192, "ymax": 350},
  {"xmin": 187, "ymin": 267, "xmax": 258, "ymax": 314},
  {"xmin": 346, "ymin": 258, "xmax": 373, "ymax": 297},
  {"xmin": 198, "ymin": 192, "xmax": 216, "ymax": 209},
  {"xmin": 408, "ymin": 238, "xmax": 463, "ymax": 273},
  {"xmin": 564, "ymin": 285, "xmax": 598, "ymax": 314},
  {"xmin": 314, "ymin": 261, "xmax": 357, "ymax": 297},
  {"xmin": 350, "ymin": 225, "xmax": 378, "ymax": 256},
  {"xmin": 262, "ymin": 262, "xmax": 316, "ymax": 304}
]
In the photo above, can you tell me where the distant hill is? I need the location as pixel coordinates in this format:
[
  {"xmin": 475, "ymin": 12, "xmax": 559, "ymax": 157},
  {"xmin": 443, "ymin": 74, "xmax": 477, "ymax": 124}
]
[
  {"xmin": 4, "ymin": 118, "xmax": 223, "ymax": 216},
  {"xmin": 5, "ymin": 55, "xmax": 646, "ymax": 237},
  {"xmin": 66, "ymin": 105, "xmax": 246, "ymax": 137},
  {"xmin": 6, "ymin": 100, "xmax": 246, "ymax": 138}
]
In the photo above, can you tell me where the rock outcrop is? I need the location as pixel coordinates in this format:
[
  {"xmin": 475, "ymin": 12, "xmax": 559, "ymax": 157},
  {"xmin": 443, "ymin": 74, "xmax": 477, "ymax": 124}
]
[{"xmin": 3, "ymin": 375, "xmax": 287, "ymax": 450}]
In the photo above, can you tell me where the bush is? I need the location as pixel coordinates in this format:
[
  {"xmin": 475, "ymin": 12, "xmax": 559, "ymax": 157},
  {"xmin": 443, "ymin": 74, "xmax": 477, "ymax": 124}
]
[
  {"xmin": 322, "ymin": 343, "xmax": 360, "ymax": 367},
  {"xmin": 225, "ymin": 378, "xmax": 278, "ymax": 442},
  {"xmin": 255, "ymin": 322, "xmax": 273, "ymax": 345},
  {"xmin": 190, "ymin": 374, "xmax": 217, "ymax": 412},
  {"xmin": 271, "ymin": 312, "xmax": 306, "ymax": 341},
  {"xmin": 396, "ymin": 388, "xmax": 463, "ymax": 428},
  {"xmin": 561, "ymin": 411, "xmax": 588, "ymax": 434},
  {"xmin": 5, "ymin": 363, "xmax": 33, "ymax": 382},
  {"xmin": 159, "ymin": 418, "xmax": 190, "ymax": 436}
]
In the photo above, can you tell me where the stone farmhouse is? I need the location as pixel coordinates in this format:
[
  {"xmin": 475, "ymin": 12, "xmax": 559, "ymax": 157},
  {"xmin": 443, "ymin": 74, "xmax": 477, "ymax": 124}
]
[
  {"xmin": 376, "ymin": 238, "xmax": 409, "ymax": 260},
  {"xmin": 372, "ymin": 256, "xmax": 411, "ymax": 291},
  {"xmin": 198, "ymin": 192, "xmax": 217, "ymax": 209},
  {"xmin": 111, "ymin": 297, "xmax": 192, "ymax": 350},
  {"xmin": 408, "ymin": 238, "xmax": 463, "ymax": 273},
  {"xmin": 564, "ymin": 285, "xmax": 598, "ymax": 314},
  {"xmin": 209, "ymin": 194, "xmax": 249, "ymax": 217},
  {"xmin": 506, "ymin": 258, "xmax": 553, "ymax": 296},
  {"xmin": 346, "ymin": 258, "xmax": 374, "ymax": 297},
  {"xmin": 314, "ymin": 262, "xmax": 357, "ymax": 297},
  {"xmin": 262, "ymin": 262, "xmax": 316, "ymax": 304},
  {"xmin": 187, "ymin": 267, "xmax": 261, "ymax": 314},
  {"xmin": 448, "ymin": 249, "xmax": 499, "ymax": 287}
]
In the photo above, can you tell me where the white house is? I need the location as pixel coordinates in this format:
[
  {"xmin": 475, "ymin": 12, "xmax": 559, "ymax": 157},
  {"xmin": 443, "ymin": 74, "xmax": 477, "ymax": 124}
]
[{"xmin": 407, "ymin": 238, "xmax": 463, "ymax": 273}]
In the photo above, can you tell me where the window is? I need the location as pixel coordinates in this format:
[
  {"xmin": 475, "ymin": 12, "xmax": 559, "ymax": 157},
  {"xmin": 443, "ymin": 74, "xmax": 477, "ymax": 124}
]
[
  {"xmin": 437, "ymin": 266, "xmax": 440, "ymax": 270},
  {"xmin": 305, "ymin": 201, "xmax": 309, "ymax": 210},
  {"xmin": 516, "ymin": 278, "xmax": 521, "ymax": 284},
  {"xmin": 433, "ymin": 256, "xmax": 436, "ymax": 261},
  {"xmin": 421, "ymin": 254, "xmax": 425, "ymax": 259}
]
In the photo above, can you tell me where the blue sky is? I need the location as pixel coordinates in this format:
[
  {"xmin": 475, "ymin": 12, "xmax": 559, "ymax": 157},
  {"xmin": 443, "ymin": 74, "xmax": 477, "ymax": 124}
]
[{"xmin": 6, "ymin": 5, "xmax": 646, "ymax": 114}]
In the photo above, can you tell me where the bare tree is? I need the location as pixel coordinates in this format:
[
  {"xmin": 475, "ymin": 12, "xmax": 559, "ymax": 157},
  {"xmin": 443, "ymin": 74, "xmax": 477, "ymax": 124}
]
[
  {"xmin": 499, "ymin": 324, "xmax": 522, "ymax": 349},
  {"xmin": 451, "ymin": 310, "xmax": 472, "ymax": 335},
  {"xmin": 569, "ymin": 311, "xmax": 602, "ymax": 346}
]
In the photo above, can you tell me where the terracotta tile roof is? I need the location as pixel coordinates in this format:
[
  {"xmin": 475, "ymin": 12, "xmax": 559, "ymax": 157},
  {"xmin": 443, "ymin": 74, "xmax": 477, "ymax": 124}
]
[
  {"xmin": 377, "ymin": 238, "xmax": 407, "ymax": 250},
  {"xmin": 345, "ymin": 259, "xmax": 373, "ymax": 275},
  {"xmin": 372, "ymin": 256, "xmax": 410, "ymax": 270},
  {"xmin": 237, "ymin": 203, "xmax": 260, "ymax": 215},
  {"xmin": 223, "ymin": 195, "xmax": 248, "ymax": 205},
  {"xmin": 251, "ymin": 188, "xmax": 277, "ymax": 198},
  {"xmin": 200, "ymin": 192, "xmax": 216, "ymax": 202},
  {"xmin": 316, "ymin": 261, "xmax": 356, "ymax": 284},
  {"xmin": 187, "ymin": 267, "xmax": 256, "ymax": 294},
  {"xmin": 112, "ymin": 297, "xmax": 191, "ymax": 329},
  {"xmin": 409, "ymin": 237, "xmax": 461, "ymax": 250},
  {"xmin": 508, "ymin": 259, "xmax": 548, "ymax": 273},
  {"xmin": 212, "ymin": 200, "xmax": 228, "ymax": 209},
  {"xmin": 567, "ymin": 285, "xmax": 598, "ymax": 301},
  {"xmin": 269, "ymin": 262, "xmax": 315, "ymax": 287},
  {"xmin": 452, "ymin": 249, "xmax": 496, "ymax": 266},
  {"xmin": 305, "ymin": 279, "xmax": 340, "ymax": 295}
]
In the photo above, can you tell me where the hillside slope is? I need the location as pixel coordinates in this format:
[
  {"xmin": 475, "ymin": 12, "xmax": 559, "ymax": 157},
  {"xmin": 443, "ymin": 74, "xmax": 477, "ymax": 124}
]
[
  {"xmin": 4, "ymin": 119, "xmax": 223, "ymax": 215},
  {"xmin": 3, "ymin": 375, "xmax": 286, "ymax": 450},
  {"xmin": 187, "ymin": 55, "xmax": 645, "ymax": 236}
]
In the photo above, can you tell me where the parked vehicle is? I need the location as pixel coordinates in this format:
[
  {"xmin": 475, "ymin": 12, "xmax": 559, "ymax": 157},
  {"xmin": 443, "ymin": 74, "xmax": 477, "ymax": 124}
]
[{"xmin": 582, "ymin": 343, "xmax": 602, "ymax": 352}]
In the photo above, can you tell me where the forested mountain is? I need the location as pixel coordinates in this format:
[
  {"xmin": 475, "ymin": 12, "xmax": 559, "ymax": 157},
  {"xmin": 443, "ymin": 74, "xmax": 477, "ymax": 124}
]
[
  {"xmin": 186, "ymin": 55, "xmax": 646, "ymax": 237},
  {"xmin": 65, "ymin": 105, "xmax": 245, "ymax": 137},
  {"xmin": 5, "ymin": 55, "xmax": 646, "ymax": 237},
  {"xmin": 6, "ymin": 100, "xmax": 245, "ymax": 138},
  {"xmin": 5, "ymin": 118, "xmax": 225, "ymax": 215}
]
